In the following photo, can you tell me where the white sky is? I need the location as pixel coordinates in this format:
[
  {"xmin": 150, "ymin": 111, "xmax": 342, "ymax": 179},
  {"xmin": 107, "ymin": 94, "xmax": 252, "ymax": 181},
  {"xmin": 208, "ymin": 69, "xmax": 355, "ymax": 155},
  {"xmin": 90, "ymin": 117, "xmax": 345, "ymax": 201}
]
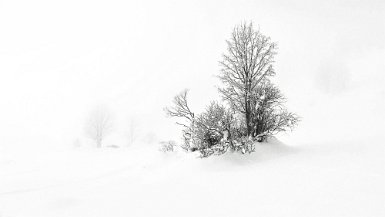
[{"xmin": 0, "ymin": 0, "xmax": 384, "ymax": 149}]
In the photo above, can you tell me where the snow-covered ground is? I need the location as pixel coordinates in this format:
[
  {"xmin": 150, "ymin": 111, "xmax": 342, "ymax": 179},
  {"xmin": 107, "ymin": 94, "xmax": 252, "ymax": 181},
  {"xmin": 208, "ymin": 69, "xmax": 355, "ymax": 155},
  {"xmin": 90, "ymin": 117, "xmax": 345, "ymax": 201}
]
[{"xmin": 1, "ymin": 138, "xmax": 384, "ymax": 217}]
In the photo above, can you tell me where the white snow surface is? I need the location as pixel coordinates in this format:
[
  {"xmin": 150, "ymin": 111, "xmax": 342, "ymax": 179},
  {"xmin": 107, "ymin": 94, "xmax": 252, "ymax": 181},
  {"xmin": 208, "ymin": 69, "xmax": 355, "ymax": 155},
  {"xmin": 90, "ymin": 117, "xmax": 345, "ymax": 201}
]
[{"xmin": 0, "ymin": 138, "xmax": 384, "ymax": 217}]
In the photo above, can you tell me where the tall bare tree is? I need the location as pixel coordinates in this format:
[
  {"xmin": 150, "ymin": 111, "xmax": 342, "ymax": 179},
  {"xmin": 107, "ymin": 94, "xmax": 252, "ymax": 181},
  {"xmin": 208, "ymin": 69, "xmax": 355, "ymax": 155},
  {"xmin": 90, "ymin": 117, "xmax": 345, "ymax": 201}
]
[
  {"xmin": 218, "ymin": 22, "xmax": 277, "ymax": 137},
  {"xmin": 85, "ymin": 106, "xmax": 113, "ymax": 148}
]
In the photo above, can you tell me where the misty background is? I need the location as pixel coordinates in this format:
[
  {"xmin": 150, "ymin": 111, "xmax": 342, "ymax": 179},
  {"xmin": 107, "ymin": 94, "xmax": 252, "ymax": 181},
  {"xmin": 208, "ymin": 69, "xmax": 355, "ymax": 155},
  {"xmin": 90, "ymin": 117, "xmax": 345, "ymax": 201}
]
[{"xmin": 1, "ymin": 0, "xmax": 384, "ymax": 150}]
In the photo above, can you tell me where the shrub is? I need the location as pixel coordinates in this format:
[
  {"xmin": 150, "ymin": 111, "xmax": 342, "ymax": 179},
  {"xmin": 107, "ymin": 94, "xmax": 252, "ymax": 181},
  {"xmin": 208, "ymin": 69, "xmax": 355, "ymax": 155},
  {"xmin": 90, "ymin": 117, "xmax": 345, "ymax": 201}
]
[
  {"xmin": 159, "ymin": 141, "xmax": 177, "ymax": 153},
  {"xmin": 188, "ymin": 102, "xmax": 234, "ymax": 157},
  {"xmin": 231, "ymin": 136, "xmax": 255, "ymax": 154},
  {"xmin": 250, "ymin": 81, "xmax": 300, "ymax": 141}
]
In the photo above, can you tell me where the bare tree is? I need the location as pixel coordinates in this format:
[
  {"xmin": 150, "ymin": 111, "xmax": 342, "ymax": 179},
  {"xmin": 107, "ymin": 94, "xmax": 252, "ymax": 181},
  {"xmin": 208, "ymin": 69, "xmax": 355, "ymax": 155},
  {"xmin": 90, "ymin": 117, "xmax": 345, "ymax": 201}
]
[
  {"xmin": 164, "ymin": 89, "xmax": 195, "ymax": 129},
  {"xmin": 218, "ymin": 22, "xmax": 277, "ymax": 137},
  {"xmin": 164, "ymin": 89, "xmax": 196, "ymax": 148},
  {"xmin": 85, "ymin": 106, "xmax": 113, "ymax": 148}
]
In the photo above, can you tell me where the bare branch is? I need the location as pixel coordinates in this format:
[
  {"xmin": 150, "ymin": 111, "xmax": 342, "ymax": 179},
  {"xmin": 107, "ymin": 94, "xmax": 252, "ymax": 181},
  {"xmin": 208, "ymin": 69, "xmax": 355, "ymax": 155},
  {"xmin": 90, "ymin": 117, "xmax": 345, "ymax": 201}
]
[{"xmin": 164, "ymin": 89, "xmax": 195, "ymax": 121}]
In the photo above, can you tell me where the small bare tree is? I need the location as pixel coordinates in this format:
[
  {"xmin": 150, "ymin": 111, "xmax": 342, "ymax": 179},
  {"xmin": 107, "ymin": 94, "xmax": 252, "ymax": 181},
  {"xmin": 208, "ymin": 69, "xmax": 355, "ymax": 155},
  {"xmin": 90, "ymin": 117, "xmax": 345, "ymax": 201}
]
[
  {"xmin": 85, "ymin": 106, "xmax": 113, "ymax": 148},
  {"xmin": 164, "ymin": 89, "xmax": 195, "ymax": 130},
  {"xmin": 219, "ymin": 22, "xmax": 277, "ymax": 137},
  {"xmin": 165, "ymin": 90, "xmax": 194, "ymax": 122},
  {"xmin": 164, "ymin": 89, "xmax": 196, "ymax": 149}
]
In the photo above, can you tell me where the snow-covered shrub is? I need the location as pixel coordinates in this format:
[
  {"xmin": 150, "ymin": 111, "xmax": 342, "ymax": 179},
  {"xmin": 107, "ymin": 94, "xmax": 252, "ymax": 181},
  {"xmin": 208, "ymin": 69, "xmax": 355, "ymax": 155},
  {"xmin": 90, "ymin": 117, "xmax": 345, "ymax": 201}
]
[
  {"xmin": 250, "ymin": 81, "xmax": 300, "ymax": 142},
  {"xmin": 191, "ymin": 102, "xmax": 235, "ymax": 157},
  {"xmin": 165, "ymin": 86, "xmax": 299, "ymax": 157},
  {"xmin": 199, "ymin": 141, "xmax": 230, "ymax": 157},
  {"xmin": 159, "ymin": 141, "xmax": 177, "ymax": 153},
  {"xmin": 231, "ymin": 136, "xmax": 255, "ymax": 154},
  {"xmin": 165, "ymin": 93, "xmax": 236, "ymax": 157}
]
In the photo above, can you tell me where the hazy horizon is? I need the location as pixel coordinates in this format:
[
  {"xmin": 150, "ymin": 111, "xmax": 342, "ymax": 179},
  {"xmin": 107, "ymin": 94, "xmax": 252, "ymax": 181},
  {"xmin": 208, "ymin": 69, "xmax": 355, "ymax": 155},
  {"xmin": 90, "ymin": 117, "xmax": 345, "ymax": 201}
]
[{"xmin": 1, "ymin": 0, "xmax": 384, "ymax": 149}]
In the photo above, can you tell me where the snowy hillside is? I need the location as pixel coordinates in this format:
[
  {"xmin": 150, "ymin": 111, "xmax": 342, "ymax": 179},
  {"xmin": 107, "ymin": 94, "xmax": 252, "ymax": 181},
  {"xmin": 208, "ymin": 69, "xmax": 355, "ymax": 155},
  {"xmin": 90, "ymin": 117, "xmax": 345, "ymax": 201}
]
[
  {"xmin": 1, "ymin": 1, "xmax": 384, "ymax": 216},
  {"xmin": 1, "ymin": 138, "xmax": 384, "ymax": 217}
]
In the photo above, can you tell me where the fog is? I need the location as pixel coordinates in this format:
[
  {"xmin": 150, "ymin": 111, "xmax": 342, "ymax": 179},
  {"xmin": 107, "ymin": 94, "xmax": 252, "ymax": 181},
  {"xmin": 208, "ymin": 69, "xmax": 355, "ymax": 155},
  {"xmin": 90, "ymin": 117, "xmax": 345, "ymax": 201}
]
[{"xmin": 1, "ymin": 0, "xmax": 384, "ymax": 150}]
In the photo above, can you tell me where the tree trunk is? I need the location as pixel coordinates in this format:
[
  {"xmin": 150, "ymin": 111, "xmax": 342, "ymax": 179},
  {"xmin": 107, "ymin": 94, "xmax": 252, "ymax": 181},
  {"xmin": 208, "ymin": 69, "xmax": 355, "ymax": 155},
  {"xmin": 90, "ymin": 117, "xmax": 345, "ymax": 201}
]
[
  {"xmin": 245, "ymin": 94, "xmax": 252, "ymax": 137},
  {"xmin": 96, "ymin": 138, "xmax": 102, "ymax": 148}
]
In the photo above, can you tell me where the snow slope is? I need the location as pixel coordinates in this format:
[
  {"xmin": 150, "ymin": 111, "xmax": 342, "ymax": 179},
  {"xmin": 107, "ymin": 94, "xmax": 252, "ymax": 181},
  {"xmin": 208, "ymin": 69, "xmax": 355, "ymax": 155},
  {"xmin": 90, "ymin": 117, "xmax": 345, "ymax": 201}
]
[{"xmin": 0, "ymin": 138, "xmax": 384, "ymax": 217}]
